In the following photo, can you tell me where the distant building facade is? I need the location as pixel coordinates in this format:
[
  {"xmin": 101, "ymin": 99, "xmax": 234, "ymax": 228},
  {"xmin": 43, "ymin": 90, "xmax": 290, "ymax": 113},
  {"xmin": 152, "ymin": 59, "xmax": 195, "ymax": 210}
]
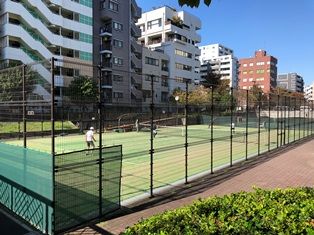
[
  {"xmin": 137, "ymin": 6, "xmax": 201, "ymax": 92},
  {"xmin": 305, "ymin": 83, "xmax": 314, "ymax": 101},
  {"xmin": 93, "ymin": 0, "xmax": 143, "ymax": 105},
  {"xmin": 142, "ymin": 47, "xmax": 170, "ymax": 104},
  {"xmin": 238, "ymin": 50, "xmax": 277, "ymax": 93},
  {"xmin": 277, "ymin": 73, "xmax": 304, "ymax": 93},
  {"xmin": 0, "ymin": 0, "xmax": 93, "ymax": 99},
  {"xmin": 199, "ymin": 44, "xmax": 238, "ymax": 88}
]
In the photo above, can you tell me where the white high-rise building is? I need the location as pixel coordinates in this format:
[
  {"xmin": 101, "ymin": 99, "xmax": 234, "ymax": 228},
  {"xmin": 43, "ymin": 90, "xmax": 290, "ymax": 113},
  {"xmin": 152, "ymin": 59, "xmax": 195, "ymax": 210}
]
[
  {"xmin": 0, "ymin": 0, "xmax": 93, "ymax": 98},
  {"xmin": 137, "ymin": 6, "xmax": 201, "ymax": 92},
  {"xmin": 199, "ymin": 44, "xmax": 238, "ymax": 88},
  {"xmin": 305, "ymin": 83, "xmax": 314, "ymax": 101}
]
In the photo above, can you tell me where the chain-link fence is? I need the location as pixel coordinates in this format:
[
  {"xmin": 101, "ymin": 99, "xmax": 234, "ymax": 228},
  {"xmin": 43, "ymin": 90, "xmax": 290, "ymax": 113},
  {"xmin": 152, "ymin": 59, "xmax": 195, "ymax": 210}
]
[{"xmin": 0, "ymin": 59, "xmax": 313, "ymax": 234}]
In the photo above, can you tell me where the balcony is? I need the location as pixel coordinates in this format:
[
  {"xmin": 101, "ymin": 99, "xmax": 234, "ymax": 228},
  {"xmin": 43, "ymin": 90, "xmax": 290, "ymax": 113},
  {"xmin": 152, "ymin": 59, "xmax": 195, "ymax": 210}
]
[
  {"xmin": 102, "ymin": 75, "xmax": 113, "ymax": 88},
  {"xmin": 100, "ymin": 26, "xmax": 112, "ymax": 37},
  {"xmin": 101, "ymin": 60, "xmax": 112, "ymax": 70},
  {"xmin": 131, "ymin": 38, "xmax": 142, "ymax": 54},
  {"xmin": 131, "ymin": 23, "xmax": 141, "ymax": 38},
  {"xmin": 131, "ymin": 54, "xmax": 141, "ymax": 70},
  {"xmin": 131, "ymin": 0, "xmax": 142, "ymax": 19},
  {"xmin": 100, "ymin": 44, "xmax": 112, "ymax": 54}
]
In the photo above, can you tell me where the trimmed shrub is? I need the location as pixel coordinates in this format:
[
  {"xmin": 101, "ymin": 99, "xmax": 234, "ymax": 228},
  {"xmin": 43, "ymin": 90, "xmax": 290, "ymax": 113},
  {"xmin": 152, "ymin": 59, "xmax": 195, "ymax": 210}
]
[{"xmin": 123, "ymin": 188, "xmax": 314, "ymax": 235}]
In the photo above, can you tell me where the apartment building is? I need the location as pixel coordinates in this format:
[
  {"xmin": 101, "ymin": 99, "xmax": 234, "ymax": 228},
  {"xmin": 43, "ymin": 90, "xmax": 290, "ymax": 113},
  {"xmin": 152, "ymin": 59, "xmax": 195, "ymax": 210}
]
[
  {"xmin": 277, "ymin": 73, "xmax": 304, "ymax": 93},
  {"xmin": 0, "ymin": 0, "xmax": 93, "ymax": 99},
  {"xmin": 238, "ymin": 50, "xmax": 277, "ymax": 93},
  {"xmin": 199, "ymin": 43, "xmax": 238, "ymax": 88},
  {"xmin": 93, "ymin": 0, "xmax": 143, "ymax": 105},
  {"xmin": 137, "ymin": 6, "xmax": 201, "ymax": 92},
  {"xmin": 142, "ymin": 47, "xmax": 170, "ymax": 105},
  {"xmin": 305, "ymin": 83, "xmax": 314, "ymax": 101}
]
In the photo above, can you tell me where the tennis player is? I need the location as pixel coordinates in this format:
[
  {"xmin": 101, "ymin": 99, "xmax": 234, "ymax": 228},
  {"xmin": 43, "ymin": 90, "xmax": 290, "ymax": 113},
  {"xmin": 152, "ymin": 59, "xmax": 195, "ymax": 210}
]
[{"xmin": 86, "ymin": 127, "xmax": 96, "ymax": 151}]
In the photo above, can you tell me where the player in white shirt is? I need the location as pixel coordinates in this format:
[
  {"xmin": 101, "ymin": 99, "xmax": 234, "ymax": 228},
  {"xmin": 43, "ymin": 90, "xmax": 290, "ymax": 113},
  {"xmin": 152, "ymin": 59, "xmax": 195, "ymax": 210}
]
[{"xmin": 85, "ymin": 127, "xmax": 96, "ymax": 150}]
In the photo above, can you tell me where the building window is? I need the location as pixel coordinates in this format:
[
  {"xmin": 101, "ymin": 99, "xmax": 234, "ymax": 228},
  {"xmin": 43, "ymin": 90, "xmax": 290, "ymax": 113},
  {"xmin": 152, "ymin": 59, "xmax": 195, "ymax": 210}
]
[
  {"xmin": 256, "ymin": 77, "xmax": 264, "ymax": 81},
  {"xmin": 249, "ymin": 63, "xmax": 254, "ymax": 66},
  {"xmin": 147, "ymin": 18, "xmax": 162, "ymax": 30},
  {"xmin": 113, "ymin": 21, "xmax": 123, "ymax": 31},
  {"xmin": 243, "ymin": 79, "xmax": 247, "ymax": 82},
  {"xmin": 139, "ymin": 24, "xmax": 145, "ymax": 32},
  {"xmin": 113, "ymin": 74, "xmax": 123, "ymax": 81},
  {"xmin": 256, "ymin": 61, "xmax": 265, "ymax": 65},
  {"xmin": 249, "ymin": 78, "xmax": 254, "ymax": 82},
  {"xmin": 79, "ymin": 14, "xmax": 92, "ymax": 26},
  {"xmin": 113, "ymin": 92, "xmax": 123, "ymax": 98},
  {"xmin": 243, "ymin": 71, "xmax": 247, "ymax": 75},
  {"xmin": 249, "ymin": 70, "xmax": 254, "ymax": 74},
  {"xmin": 79, "ymin": 0, "xmax": 92, "ymax": 8},
  {"xmin": 79, "ymin": 32, "xmax": 93, "ymax": 43},
  {"xmin": 243, "ymin": 86, "xmax": 247, "ymax": 89},
  {"xmin": 79, "ymin": 51, "xmax": 92, "ymax": 61},
  {"xmin": 175, "ymin": 63, "xmax": 192, "ymax": 71},
  {"xmin": 113, "ymin": 57, "xmax": 123, "ymax": 65},
  {"xmin": 113, "ymin": 39, "xmax": 123, "ymax": 48},
  {"xmin": 256, "ymin": 69, "xmax": 264, "ymax": 74},
  {"xmin": 145, "ymin": 57, "xmax": 159, "ymax": 66},
  {"xmin": 109, "ymin": 0, "xmax": 119, "ymax": 12},
  {"xmin": 175, "ymin": 49, "xmax": 192, "ymax": 58},
  {"xmin": 175, "ymin": 76, "xmax": 187, "ymax": 83},
  {"xmin": 243, "ymin": 64, "xmax": 247, "ymax": 67}
]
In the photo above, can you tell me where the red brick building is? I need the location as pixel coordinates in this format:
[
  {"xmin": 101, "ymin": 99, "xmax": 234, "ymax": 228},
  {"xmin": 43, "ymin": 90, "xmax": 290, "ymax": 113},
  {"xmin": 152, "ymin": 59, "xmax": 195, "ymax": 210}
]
[{"xmin": 238, "ymin": 50, "xmax": 277, "ymax": 93}]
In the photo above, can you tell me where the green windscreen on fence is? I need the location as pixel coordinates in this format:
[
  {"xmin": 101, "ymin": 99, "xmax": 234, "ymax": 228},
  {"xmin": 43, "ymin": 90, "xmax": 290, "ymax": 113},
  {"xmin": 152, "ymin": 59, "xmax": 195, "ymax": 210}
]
[
  {"xmin": 54, "ymin": 145, "xmax": 122, "ymax": 233},
  {"xmin": 0, "ymin": 142, "xmax": 53, "ymax": 233},
  {"xmin": 0, "ymin": 142, "xmax": 52, "ymax": 199}
]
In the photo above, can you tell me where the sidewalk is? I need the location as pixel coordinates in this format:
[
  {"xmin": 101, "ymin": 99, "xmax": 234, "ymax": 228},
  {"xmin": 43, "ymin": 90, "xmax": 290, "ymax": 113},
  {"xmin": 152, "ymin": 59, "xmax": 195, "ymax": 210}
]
[{"xmin": 68, "ymin": 138, "xmax": 314, "ymax": 234}]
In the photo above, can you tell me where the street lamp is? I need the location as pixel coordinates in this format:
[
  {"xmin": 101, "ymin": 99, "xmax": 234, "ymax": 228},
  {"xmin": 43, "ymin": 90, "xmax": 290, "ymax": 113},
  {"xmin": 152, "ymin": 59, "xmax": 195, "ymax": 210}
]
[{"xmin": 175, "ymin": 96, "xmax": 179, "ymax": 126}]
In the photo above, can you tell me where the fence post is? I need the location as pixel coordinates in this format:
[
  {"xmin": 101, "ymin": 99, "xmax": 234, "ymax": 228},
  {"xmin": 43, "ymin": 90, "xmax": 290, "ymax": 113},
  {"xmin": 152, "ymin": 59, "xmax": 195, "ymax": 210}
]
[
  {"xmin": 268, "ymin": 93, "xmax": 271, "ymax": 152},
  {"xmin": 311, "ymin": 100, "xmax": 314, "ymax": 135},
  {"xmin": 287, "ymin": 96, "xmax": 290, "ymax": 144},
  {"xmin": 230, "ymin": 87, "xmax": 233, "ymax": 167},
  {"xmin": 185, "ymin": 80, "xmax": 188, "ymax": 184},
  {"xmin": 245, "ymin": 90, "xmax": 249, "ymax": 160},
  {"xmin": 307, "ymin": 100, "xmax": 310, "ymax": 137},
  {"xmin": 294, "ymin": 97, "xmax": 296, "ymax": 142},
  {"xmin": 257, "ymin": 92, "xmax": 261, "ymax": 155},
  {"xmin": 277, "ymin": 95, "xmax": 280, "ymax": 148},
  {"xmin": 98, "ymin": 65, "xmax": 103, "ymax": 216},
  {"xmin": 210, "ymin": 86, "xmax": 214, "ymax": 173},
  {"xmin": 299, "ymin": 97, "xmax": 301, "ymax": 140},
  {"xmin": 283, "ymin": 96, "xmax": 287, "ymax": 145},
  {"xmin": 50, "ymin": 57, "xmax": 55, "ymax": 232},
  {"xmin": 22, "ymin": 64, "xmax": 27, "ymax": 148},
  {"xmin": 304, "ymin": 98, "xmax": 306, "ymax": 138},
  {"xmin": 150, "ymin": 74, "xmax": 154, "ymax": 198}
]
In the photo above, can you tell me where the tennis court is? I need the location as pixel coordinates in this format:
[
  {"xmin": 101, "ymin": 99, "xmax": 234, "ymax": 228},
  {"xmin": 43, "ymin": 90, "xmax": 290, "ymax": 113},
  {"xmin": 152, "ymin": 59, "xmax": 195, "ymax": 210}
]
[{"xmin": 4, "ymin": 121, "xmax": 303, "ymax": 201}]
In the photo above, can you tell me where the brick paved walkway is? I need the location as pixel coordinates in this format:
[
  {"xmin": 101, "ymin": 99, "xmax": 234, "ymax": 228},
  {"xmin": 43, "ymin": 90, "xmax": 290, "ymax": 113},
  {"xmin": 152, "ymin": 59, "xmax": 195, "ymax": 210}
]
[{"xmin": 69, "ymin": 138, "xmax": 314, "ymax": 235}]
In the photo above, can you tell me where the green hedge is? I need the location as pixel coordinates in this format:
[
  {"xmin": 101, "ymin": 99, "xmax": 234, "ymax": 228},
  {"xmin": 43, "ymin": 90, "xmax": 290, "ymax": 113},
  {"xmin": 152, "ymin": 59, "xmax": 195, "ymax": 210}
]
[{"xmin": 123, "ymin": 188, "xmax": 314, "ymax": 235}]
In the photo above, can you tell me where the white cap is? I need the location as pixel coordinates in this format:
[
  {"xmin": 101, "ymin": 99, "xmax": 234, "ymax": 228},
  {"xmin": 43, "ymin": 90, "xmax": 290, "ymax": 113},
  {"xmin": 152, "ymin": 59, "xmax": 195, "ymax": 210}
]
[{"xmin": 90, "ymin": 127, "xmax": 94, "ymax": 130}]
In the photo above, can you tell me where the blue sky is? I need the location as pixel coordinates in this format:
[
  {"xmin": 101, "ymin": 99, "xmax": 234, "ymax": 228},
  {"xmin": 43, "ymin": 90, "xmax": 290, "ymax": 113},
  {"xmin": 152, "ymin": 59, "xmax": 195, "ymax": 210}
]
[{"xmin": 137, "ymin": 0, "xmax": 314, "ymax": 85}]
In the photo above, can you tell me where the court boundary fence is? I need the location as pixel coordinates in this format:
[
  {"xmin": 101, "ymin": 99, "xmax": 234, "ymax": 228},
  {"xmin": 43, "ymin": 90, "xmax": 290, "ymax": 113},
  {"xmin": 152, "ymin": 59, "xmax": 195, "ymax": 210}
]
[{"xmin": 0, "ymin": 58, "xmax": 313, "ymax": 234}]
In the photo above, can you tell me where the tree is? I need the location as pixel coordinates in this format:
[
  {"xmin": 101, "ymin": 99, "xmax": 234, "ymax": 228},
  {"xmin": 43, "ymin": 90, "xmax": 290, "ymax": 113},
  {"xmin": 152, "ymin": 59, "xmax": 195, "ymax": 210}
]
[
  {"xmin": 66, "ymin": 76, "xmax": 99, "ymax": 131},
  {"xmin": 201, "ymin": 71, "xmax": 222, "ymax": 89},
  {"xmin": 0, "ymin": 65, "xmax": 37, "ymax": 102},
  {"xmin": 66, "ymin": 76, "xmax": 98, "ymax": 102},
  {"xmin": 178, "ymin": 0, "xmax": 212, "ymax": 7}
]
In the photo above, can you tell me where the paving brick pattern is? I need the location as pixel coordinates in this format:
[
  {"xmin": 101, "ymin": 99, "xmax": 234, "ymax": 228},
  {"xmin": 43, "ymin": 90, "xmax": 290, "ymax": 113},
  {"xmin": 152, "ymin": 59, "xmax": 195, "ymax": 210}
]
[{"xmin": 68, "ymin": 138, "xmax": 314, "ymax": 235}]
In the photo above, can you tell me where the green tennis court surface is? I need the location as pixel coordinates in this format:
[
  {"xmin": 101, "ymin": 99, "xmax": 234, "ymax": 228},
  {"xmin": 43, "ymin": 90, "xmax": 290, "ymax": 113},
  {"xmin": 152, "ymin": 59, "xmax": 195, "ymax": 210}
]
[{"xmin": 3, "ymin": 124, "xmax": 306, "ymax": 200}]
